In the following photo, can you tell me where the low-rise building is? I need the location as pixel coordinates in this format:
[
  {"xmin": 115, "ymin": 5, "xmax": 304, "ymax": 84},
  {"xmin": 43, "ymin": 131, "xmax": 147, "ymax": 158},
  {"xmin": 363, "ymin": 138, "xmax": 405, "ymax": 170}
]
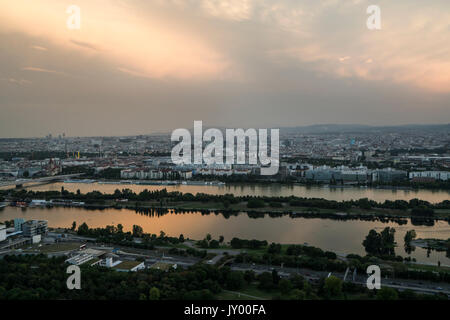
[
  {"xmin": 409, "ymin": 171, "xmax": 450, "ymax": 181},
  {"xmin": 113, "ymin": 260, "xmax": 145, "ymax": 272},
  {"xmin": 66, "ymin": 253, "xmax": 95, "ymax": 266}
]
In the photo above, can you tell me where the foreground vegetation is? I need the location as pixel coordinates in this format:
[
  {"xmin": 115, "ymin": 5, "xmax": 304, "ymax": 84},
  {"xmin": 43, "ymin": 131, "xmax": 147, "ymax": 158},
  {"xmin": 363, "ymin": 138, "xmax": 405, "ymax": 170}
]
[{"xmin": 0, "ymin": 254, "xmax": 447, "ymax": 300}]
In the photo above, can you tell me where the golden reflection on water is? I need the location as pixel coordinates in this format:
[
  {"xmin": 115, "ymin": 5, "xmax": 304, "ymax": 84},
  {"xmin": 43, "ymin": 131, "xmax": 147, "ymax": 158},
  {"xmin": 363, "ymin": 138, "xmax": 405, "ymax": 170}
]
[
  {"xmin": 1, "ymin": 206, "xmax": 449, "ymax": 265},
  {"xmin": 22, "ymin": 182, "xmax": 450, "ymax": 203}
]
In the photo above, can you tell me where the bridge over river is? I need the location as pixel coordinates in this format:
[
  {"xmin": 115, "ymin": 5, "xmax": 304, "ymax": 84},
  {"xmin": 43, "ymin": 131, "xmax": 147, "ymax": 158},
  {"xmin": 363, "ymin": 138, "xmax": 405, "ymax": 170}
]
[{"xmin": 0, "ymin": 174, "xmax": 82, "ymax": 188}]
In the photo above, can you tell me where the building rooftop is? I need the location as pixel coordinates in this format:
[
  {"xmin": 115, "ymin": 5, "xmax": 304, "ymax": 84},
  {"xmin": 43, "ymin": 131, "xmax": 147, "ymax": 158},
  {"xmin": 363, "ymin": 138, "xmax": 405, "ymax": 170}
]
[
  {"xmin": 113, "ymin": 260, "xmax": 143, "ymax": 270},
  {"xmin": 150, "ymin": 261, "xmax": 176, "ymax": 271}
]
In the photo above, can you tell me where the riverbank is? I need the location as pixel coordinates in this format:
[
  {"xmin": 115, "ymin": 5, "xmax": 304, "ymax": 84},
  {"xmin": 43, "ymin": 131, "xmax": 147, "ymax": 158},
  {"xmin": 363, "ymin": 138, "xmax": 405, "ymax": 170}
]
[
  {"xmin": 3, "ymin": 186, "xmax": 450, "ymax": 222},
  {"xmin": 67, "ymin": 176, "xmax": 450, "ymax": 191}
]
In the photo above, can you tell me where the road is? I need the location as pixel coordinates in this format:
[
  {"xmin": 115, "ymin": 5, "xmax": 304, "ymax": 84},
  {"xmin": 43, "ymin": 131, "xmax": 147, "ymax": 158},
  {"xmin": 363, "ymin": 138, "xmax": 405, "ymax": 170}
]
[
  {"xmin": 0, "ymin": 174, "xmax": 82, "ymax": 188},
  {"xmin": 230, "ymin": 262, "xmax": 450, "ymax": 296},
  {"xmin": 3, "ymin": 231, "xmax": 449, "ymax": 297}
]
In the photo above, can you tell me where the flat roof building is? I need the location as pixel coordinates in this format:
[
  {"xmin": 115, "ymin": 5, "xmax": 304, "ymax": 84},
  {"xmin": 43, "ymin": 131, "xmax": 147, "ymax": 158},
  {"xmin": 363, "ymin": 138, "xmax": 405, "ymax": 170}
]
[{"xmin": 22, "ymin": 220, "xmax": 48, "ymax": 238}]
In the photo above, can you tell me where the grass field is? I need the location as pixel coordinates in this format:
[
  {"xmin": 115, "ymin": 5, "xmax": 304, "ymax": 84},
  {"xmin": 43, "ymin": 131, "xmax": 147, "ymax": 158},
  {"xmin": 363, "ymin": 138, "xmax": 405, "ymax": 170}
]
[
  {"xmin": 22, "ymin": 242, "xmax": 82, "ymax": 253},
  {"xmin": 406, "ymin": 263, "xmax": 450, "ymax": 273}
]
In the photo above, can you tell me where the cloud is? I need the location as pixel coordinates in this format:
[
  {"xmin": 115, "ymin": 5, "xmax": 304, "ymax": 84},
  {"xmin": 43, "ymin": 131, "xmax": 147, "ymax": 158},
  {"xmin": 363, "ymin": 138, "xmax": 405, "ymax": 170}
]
[
  {"xmin": 117, "ymin": 67, "xmax": 154, "ymax": 79},
  {"xmin": 70, "ymin": 39, "xmax": 101, "ymax": 52},
  {"xmin": 1, "ymin": 78, "xmax": 32, "ymax": 85},
  {"xmin": 1, "ymin": 0, "xmax": 230, "ymax": 80},
  {"xmin": 21, "ymin": 67, "xmax": 67, "ymax": 75},
  {"xmin": 1, "ymin": 0, "xmax": 449, "ymax": 138},
  {"xmin": 201, "ymin": 0, "xmax": 253, "ymax": 21},
  {"xmin": 30, "ymin": 45, "xmax": 48, "ymax": 51}
]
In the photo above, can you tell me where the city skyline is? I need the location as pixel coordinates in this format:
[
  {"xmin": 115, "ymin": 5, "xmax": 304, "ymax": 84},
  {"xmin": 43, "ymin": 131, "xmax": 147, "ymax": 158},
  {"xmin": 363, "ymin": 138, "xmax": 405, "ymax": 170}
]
[{"xmin": 1, "ymin": 0, "xmax": 450, "ymax": 138}]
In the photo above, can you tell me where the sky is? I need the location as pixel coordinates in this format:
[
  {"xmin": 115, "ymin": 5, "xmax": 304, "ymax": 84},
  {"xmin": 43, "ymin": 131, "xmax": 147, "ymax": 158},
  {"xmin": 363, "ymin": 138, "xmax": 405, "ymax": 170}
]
[{"xmin": 0, "ymin": 0, "xmax": 449, "ymax": 138}]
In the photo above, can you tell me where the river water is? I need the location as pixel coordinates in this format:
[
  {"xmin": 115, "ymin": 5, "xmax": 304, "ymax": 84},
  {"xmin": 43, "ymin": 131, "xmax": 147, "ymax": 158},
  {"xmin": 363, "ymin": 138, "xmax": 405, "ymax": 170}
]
[
  {"xmin": 24, "ymin": 182, "xmax": 450, "ymax": 203},
  {"xmin": 0, "ymin": 206, "xmax": 449, "ymax": 265},
  {"xmin": 1, "ymin": 182, "xmax": 449, "ymax": 265}
]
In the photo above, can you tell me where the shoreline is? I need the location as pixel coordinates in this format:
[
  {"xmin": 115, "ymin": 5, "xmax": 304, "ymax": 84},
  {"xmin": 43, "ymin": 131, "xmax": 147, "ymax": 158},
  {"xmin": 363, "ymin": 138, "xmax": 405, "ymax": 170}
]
[
  {"xmin": 67, "ymin": 178, "xmax": 450, "ymax": 192},
  {"xmin": 3, "ymin": 202, "xmax": 448, "ymax": 226}
]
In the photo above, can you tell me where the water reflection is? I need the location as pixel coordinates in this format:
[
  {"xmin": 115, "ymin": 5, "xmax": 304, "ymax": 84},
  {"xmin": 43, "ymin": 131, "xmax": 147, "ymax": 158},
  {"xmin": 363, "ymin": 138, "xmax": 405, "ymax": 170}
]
[
  {"xmin": 21, "ymin": 182, "xmax": 450, "ymax": 203},
  {"xmin": 1, "ymin": 206, "xmax": 449, "ymax": 265}
]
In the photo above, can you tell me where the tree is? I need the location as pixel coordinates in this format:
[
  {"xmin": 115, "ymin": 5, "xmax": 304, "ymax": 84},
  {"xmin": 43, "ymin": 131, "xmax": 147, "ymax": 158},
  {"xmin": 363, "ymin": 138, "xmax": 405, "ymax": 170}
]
[
  {"xmin": 376, "ymin": 287, "xmax": 398, "ymax": 300},
  {"xmin": 132, "ymin": 225, "xmax": 143, "ymax": 237},
  {"xmin": 179, "ymin": 234, "xmax": 185, "ymax": 242},
  {"xmin": 411, "ymin": 206, "xmax": 434, "ymax": 217},
  {"xmin": 363, "ymin": 227, "xmax": 396, "ymax": 256},
  {"xmin": 404, "ymin": 230, "xmax": 417, "ymax": 254},
  {"xmin": 272, "ymin": 269, "xmax": 280, "ymax": 285},
  {"xmin": 247, "ymin": 199, "xmax": 265, "ymax": 208},
  {"xmin": 197, "ymin": 239, "xmax": 209, "ymax": 248},
  {"xmin": 219, "ymin": 235, "xmax": 224, "ymax": 244},
  {"xmin": 139, "ymin": 293, "xmax": 147, "ymax": 300},
  {"xmin": 289, "ymin": 289, "xmax": 306, "ymax": 300},
  {"xmin": 244, "ymin": 270, "xmax": 255, "ymax": 284},
  {"xmin": 404, "ymin": 230, "xmax": 416, "ymax": 245},
  {"xmin": 77, "ymin": 222, "xmax": 89, "ymax": 235},
  {"xmin": 278, "ymin": 278, "xmax": 293, "ymax": 295},
  {"xmin": 226, "ymin": 272, "xmax": 245, "ymax": 290},
  {"xmin": 149, "ymin": 287, "xmax": 160, "ymax": 300},
  {"xmin": 230, "ymin": 238, "xmax": 243, "ymax": 249},
  {"xmin": 290, "ymin": 275, "xmax": 305, "ymax": 290},
  {"xmin": 209, "ymin": 240, "xmax": 219, "ymax": 249},
  {"xmin": 323, "ymin": 276, "xmax": 342, "ymax": 298},
  {"xmin": 206, "ymin": 234, "xmax": 212, "ymax": 242},
  {"xmin": 258, "ymin": 272, "xmax": 274, "ymax": 291},
  {"xmin": 71, "ymin": 221, "xmax": 77, "ymax": 231},
  {"xmin": 363, "ymin": 230, "xmax": 381, "ymax": 255},
  {"xmin": 268, "ymin": 243, "xmax": 282, "ymax": 254}
]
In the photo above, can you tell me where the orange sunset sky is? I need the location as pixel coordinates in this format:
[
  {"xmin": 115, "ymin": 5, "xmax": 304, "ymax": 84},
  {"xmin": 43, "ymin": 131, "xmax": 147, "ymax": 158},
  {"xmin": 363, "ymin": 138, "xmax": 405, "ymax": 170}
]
[{"xmin": 1, "ymin": 0, "xmax": 449, "ymax": 137}]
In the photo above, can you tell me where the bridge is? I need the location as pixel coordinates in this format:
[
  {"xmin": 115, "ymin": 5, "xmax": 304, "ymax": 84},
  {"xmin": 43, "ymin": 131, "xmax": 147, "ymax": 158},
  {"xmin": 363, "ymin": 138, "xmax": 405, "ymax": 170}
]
[{"xmin": 0, "ymin": 174, "xmax": 83, "ymax": 188}]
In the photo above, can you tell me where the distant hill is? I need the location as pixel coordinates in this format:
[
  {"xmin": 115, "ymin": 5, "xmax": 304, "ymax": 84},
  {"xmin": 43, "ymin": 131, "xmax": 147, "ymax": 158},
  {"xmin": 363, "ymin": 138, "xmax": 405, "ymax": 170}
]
[{"xmin": 280, "ymin": 124, "xmax": 450, "ymax": 134}]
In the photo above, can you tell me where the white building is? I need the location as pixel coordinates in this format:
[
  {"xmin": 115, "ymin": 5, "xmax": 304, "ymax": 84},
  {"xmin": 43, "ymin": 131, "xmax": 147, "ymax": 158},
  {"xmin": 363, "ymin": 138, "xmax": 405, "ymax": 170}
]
[
  {"xmin": 99, "ymin": 256, "xmax": 122, "ymax": 268},
  {"xmin": 66, "ymin": 253, "xmax": 95, "ymax": 266},
  {"xmin": 0, "ymin": 224, "xmax": 6, "ymax": 242},
  {"xmin": 409, "ymin": 171, "xmax": 450, "ymax": 181},
  {"xmin": 114, "ymin": 261, "xmax": 146, "ymax": 272}
]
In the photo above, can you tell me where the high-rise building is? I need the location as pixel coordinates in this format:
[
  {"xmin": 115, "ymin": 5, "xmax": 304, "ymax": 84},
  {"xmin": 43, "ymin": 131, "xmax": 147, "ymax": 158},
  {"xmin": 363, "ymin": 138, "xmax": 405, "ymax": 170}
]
[
  {"xmin": 21, "ymin": 220, "xmax": 48, "ymax": 238},
  {"xmin": 14, "ymin": 218, "xmax": 25, "ymax": 232},
  {"xmin": 0, "ymin": 224, "xmax": 6, "ymax": 242}
]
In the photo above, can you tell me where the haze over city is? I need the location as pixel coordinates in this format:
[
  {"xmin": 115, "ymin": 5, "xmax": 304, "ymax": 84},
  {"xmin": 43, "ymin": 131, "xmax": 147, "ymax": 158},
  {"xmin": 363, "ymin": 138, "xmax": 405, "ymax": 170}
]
[{"xmin": 1, "ymin": 0, "xmax": 449, "ymax": 138}]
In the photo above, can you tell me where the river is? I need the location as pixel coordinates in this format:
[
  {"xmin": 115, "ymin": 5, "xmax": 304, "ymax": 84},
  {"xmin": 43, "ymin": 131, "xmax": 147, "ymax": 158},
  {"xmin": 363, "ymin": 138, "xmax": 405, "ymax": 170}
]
[
  {"xmin": 1, "ymin": 206, "xmax": 449, "ymax": 265},
  {"xmin": 23, "ymin": 181, "xmax": 450, "ymax": 203},
  {"xmin": 1, "ymin": 182, "xmax": 449, "ymax": 265}
]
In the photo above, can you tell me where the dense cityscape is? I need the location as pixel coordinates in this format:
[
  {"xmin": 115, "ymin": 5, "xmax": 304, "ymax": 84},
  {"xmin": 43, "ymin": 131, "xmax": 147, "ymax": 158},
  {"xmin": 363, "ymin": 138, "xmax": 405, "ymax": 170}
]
[
  {"xmin": 1, "ymin": 125, "xmax": 449, "ymax": 186},
  {"xmin": 0, "ymin": 124, "xmax": 449, "ymax": 304}
]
